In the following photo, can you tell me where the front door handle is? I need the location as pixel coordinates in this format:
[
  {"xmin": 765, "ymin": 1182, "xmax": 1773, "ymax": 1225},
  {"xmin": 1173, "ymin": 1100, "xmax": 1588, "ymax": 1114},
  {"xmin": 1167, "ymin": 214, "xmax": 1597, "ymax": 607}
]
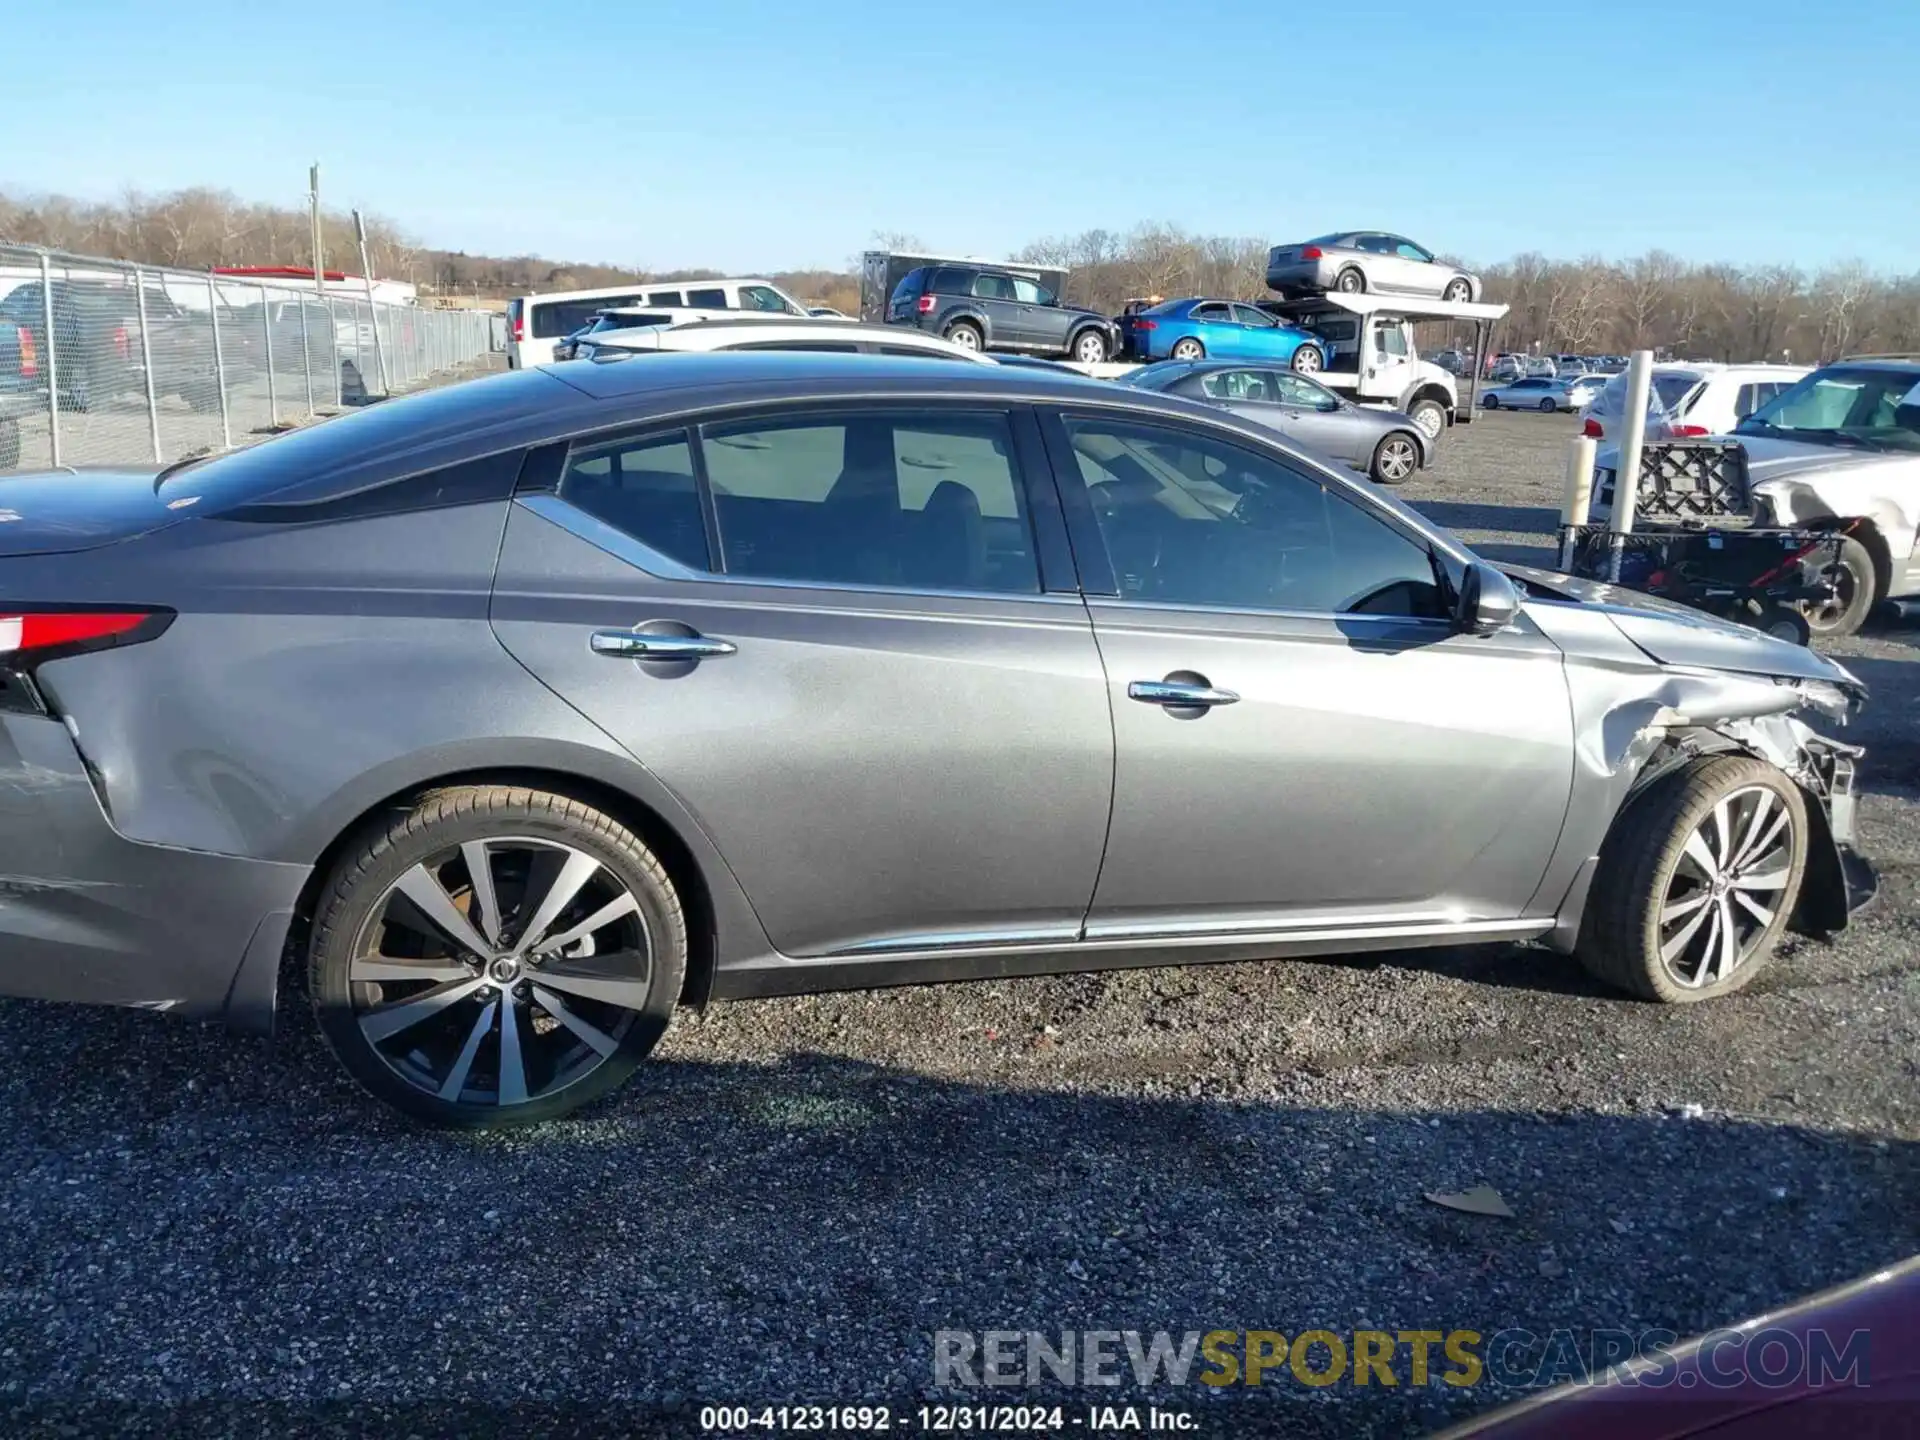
[
  {"xmin": 591, "ymin": 630, "xmax": 736, "ymax": 660},
  {"xmin": 1128, "ymin": 679, "xmax": 1239, "ymax": 709}
]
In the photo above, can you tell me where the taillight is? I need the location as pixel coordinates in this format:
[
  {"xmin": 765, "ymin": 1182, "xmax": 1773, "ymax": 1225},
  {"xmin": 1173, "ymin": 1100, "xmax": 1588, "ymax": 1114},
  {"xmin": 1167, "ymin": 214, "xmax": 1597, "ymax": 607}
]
[
  {"xmin": 916, "ymin": 295, "xmax": 936, "ymax": 314},
  {"xmin": 1669, "ymin": 424, "xmax": 1709, "ymax": 437},
  {"xmin": 1300, "ymin": 246, "xmax": 1324, "ymax": 260},
  {"xmin": 15, "ymin": 325, "xmax": 35, "ymax": 379},
  {"xmin": 0, "ymin": 609, "xmax": 173, "ymax": 671},
  {"xmin": 114, "ymin": 325, "xmax": 130, "ymax": 361},
  {"xmin": 512, "ymin": 314, "xmax": 525, "ymax": 342},
  {"xmin": 1134, "ymin": 320, "xmax": 1158, "ymax": 331},
  {"xmin": 1582, "ymin": 418, "xmax": 1602, "ymax": 438}
]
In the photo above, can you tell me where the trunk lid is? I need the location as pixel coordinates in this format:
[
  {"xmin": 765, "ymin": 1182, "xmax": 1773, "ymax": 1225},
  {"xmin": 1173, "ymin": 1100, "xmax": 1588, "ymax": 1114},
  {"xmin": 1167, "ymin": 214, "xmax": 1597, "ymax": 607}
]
[{"xmin": 0, "ymin": 467, "xmax": 194, "ymax": 556}]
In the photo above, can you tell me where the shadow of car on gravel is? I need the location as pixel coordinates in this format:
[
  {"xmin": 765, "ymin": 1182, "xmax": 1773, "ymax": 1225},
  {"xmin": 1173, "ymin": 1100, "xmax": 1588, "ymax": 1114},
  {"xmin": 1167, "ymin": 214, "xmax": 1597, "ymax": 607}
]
[{"xmin": 0, "ymin": 999, "xmax": 1912, "ymax": 1440}]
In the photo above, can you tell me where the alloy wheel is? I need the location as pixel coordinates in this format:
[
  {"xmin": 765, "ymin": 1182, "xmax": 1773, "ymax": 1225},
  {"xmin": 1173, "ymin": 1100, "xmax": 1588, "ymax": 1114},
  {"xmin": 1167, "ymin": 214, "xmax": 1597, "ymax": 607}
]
[
  {"xmin": 1075, "ymin": 332, "xmax": 1107, "ymax": 363},
  {"xmin": 1657, "ymin": 786, "xmax": 1796, "ymax": 990},
  {"xmin": 348, "ymin": 836, "xmax": 653, "ymax": 1108},
  {"xmin": 1375, "ymin": 437, "xmax": 1417, "ymax": 482},
  {"xmin": 1292, "ymin": 345, "xmax": 1322, "ymax": 374}
]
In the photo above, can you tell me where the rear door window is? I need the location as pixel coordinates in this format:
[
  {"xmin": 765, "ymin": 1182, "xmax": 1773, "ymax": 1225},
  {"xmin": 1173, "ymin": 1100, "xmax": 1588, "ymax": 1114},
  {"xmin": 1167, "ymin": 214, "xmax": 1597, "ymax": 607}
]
[
  {"xmin": 534, "ymin": 296, "xmax": 645, "ymax": 338},
  {"xmin": 686, "ymin": 288, "xmax": 729, "ymax": 309},
  {"xmin": 646, "ymin": 290, "xmax": 685, "ymax": 307},
  {"xmin": 558, "ymin": 430, "xmax": 708, "ymax": 571},
  {"xmin": 972, "ymin": 274, "xmax": 1018, "ymax": 301},
  {"xmin": 700, "ymin": 410, "xmax": 1039, "ymax": 594},
  {"xmin": 1190, "ymin": 303, "xmax": 1233, "ymax": 322}
]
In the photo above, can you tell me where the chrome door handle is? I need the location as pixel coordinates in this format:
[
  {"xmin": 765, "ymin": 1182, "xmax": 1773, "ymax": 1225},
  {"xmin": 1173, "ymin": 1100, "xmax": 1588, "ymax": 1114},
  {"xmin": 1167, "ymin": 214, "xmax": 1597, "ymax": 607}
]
[
  {"xmin": 591, "ymin": 631, "xmax": 736, "ymax": 660},
  {"xmin": 1128, "ymin": 680, "xmax": 1239, "ymax": 708}
]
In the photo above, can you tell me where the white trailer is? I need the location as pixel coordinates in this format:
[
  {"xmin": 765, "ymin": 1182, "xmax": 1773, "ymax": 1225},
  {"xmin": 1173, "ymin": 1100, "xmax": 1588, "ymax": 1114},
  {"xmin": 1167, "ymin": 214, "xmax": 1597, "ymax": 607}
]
[{"xmin": 1258, "ymin": 292, "xmax": 1509, "ymax": 441}]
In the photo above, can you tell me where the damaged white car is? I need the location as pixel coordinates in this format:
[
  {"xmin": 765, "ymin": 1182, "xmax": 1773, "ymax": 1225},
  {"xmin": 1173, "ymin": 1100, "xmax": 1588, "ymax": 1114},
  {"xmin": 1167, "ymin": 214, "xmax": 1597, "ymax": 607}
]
[{"xmin": 1597, "ymin": 357, "xmax": 1920, "ymax": 636}]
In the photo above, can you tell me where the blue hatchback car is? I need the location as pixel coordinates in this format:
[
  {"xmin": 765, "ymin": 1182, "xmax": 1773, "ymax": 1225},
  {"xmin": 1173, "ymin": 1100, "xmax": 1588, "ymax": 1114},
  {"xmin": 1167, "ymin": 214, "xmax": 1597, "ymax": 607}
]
[{"xmin": 1117, "ymin": 298, "xmax": 1327, "ymax": 372}]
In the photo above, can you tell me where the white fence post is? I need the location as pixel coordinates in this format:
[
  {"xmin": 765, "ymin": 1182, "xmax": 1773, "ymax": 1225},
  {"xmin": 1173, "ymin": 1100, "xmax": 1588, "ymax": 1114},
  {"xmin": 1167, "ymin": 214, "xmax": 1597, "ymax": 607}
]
[
  {"xmin": 260, "ymin": 284, "xmax": 279, "ymax": 429},
  {"xmin": 1557, "ymin": 435, "xmax": 1597, "ymax": 569},
  {"xmin": 206, "ymin": 273, "xmax": 232, "ymax": 451},
  {"xmin": 1607, "ymin": 349, "xmax": 1655, "ymax": 581},
  {"xmin": 132, "ymin": 267, "xmax": 164, "ymax": 463},
  {"xmin": 37, "ymin": 252, "xmax": 61, "ymax": 468},
  {"xmin": 298, "ymin": 298, "xmax": 316, "ymax": 416}
]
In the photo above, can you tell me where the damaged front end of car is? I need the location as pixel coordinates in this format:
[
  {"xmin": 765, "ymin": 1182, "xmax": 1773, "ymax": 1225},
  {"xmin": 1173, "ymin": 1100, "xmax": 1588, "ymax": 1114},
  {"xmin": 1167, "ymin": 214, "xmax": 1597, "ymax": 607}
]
[{"xmin": 1503, "ymin": 566, "xmax": 1876, "ymax": 951}]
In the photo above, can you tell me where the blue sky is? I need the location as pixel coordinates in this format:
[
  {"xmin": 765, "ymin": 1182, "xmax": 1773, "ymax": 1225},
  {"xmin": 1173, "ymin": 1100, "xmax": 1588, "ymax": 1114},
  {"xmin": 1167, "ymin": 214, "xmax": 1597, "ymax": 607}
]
[{"xmin": 9, "ymin": 0, "xmax": 1917, "ymax": 275}]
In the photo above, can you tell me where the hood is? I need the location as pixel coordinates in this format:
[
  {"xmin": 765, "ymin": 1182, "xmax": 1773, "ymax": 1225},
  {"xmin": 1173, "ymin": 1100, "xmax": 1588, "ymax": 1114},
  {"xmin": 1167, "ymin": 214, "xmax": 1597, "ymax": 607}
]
[
  {"xmin": 0, "ymin": 467, "xmax": 193, "ymax": 557},
  {"xmin": 1502, "ymin": 564, "xmax": 1862, "ymax": 694}
]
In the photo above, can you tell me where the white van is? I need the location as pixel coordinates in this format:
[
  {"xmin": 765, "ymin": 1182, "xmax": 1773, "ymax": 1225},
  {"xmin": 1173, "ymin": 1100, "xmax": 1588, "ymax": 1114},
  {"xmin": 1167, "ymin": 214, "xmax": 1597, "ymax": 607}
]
[{"xmin": 505, "ymin": 278, "xmax": 811, "ymax": 369}]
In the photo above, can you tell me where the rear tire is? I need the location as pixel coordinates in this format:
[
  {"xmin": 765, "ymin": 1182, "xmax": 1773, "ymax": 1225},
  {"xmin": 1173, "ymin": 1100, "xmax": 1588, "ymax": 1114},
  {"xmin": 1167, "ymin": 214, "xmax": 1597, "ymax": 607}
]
[
  {"xmin": 1334, "ymin": 267, "xmax": 1366, "ymax": 294},
  {"xmin": 1577, "ymin": 757, "xmax": 1808, "ymax": 1003},
  {"xmin": 1171, "ymin": 337, "xmax": 1205, "ymax": 360},
  {"xmin": 309, "ymin": 785, "xmax": 687, "ymax": 1128},
  {"xmin": 944, "ymin": 321, "xmax": 983, "ymax": 352},
  {"xmin": 1483, "ymin": 393, "xmax": 1500, "ymax": 409},
  {"xmin": 1800, "ymin": 534, "xmax": 1876, "ymax": 638}
]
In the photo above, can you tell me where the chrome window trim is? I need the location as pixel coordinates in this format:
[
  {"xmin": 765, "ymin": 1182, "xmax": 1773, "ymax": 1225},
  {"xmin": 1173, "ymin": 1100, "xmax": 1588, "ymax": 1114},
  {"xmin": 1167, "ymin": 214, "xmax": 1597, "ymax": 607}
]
[{"xmin": 516, "ymin": 493, "xmax": 1083, "ymax": 609}]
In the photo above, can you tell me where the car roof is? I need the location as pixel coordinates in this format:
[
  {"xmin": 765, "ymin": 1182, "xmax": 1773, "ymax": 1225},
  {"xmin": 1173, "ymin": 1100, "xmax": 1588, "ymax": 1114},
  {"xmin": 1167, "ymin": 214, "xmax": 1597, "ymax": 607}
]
[{"xmin": 541, "ymin": 349, "xmax": 1115, "ymax": 402}]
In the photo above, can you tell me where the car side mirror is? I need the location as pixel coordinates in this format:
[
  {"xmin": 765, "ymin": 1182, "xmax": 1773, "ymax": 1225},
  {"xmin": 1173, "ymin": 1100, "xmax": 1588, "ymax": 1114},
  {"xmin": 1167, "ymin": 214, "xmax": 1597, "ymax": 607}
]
[{"xmin": 1454, "ymin": 563, "xmax": 1520, "ymax": 636}]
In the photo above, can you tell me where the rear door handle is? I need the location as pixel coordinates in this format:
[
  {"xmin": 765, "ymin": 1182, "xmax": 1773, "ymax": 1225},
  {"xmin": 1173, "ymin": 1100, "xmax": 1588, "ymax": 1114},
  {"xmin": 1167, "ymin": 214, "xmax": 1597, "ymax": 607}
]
[
  {"xmin": 1128, "ymin": 680, "xmax": 1239, "ymax": 708},
  {"xmin": 591, "ymin": 631, "xmax": 736, "ymax": 660}
]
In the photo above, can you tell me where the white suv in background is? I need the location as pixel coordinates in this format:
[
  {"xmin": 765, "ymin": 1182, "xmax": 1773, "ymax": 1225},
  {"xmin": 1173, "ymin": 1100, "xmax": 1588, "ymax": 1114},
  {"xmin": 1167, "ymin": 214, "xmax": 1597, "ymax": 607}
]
[
  {"xmin": 1581, "ymin": 361, "xmax": 1809, "ymax": 442},
  {"xmin": 575, "ymin": 317, "xmax": 995, "ymax": 364},
  {"xmin": 506, "ymin": 277, "xmax": 813, "ymax": 369}
]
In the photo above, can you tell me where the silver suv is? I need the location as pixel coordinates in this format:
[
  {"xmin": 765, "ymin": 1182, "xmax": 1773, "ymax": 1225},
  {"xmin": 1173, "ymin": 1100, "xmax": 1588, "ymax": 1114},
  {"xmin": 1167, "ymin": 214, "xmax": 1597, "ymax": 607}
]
[{"xmin": 0, "ymin": 354, "xmax": 1871, "ymax": 1126}]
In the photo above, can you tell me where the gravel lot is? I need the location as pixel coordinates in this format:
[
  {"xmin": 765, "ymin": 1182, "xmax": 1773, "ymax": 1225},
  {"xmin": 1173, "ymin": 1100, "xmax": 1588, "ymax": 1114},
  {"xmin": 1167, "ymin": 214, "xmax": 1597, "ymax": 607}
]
[{"xmin": 0, "ymin": 405, "xmax": 1915, "ymax": 1439}]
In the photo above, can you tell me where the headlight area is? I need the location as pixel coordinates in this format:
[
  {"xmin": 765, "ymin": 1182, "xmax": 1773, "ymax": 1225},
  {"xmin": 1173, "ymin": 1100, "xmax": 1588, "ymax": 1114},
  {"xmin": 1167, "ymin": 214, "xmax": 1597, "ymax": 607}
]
[{"xmin": 1790, "ymin": 678, "xmax": 1861, "ymax": 723}]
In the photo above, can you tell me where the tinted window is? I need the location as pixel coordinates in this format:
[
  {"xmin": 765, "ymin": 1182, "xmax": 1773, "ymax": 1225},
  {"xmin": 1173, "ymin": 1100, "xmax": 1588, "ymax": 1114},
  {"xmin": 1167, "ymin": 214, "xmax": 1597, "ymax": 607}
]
[
  {"xmin": 740, "ymin": 284, "xmax": 799, "ymax": 314},
  {"xmin": 701, "ymin": 412, "xmax": 1038, "ymax": 592},
  {"xmin": 1200, "ymin": 370, "xmax": 1277, "ymax": 402},
  {"xmin": 687, "ymin": 288, "xmax": 728, "ymax": 309},
  {"xmin": 646, "ymin": 291, "xmax": 684, "ymax": 306},
  {"xmin": 1062, "ymin": 417, "xmax": 1443, "ymax": 617},
  {"xmin": 929, "ymin": 268, "xmax": 971, "ymax": 295},
  {"xmin": 889, "ymin": 269, "xmax": 929, "ymax": 303},
  {"xmin": 1191, "ymin": 303, "xmax": 1233, "ymax": 322},
  {"xmin": 557, "ymin": 430, "xmax": 708, "ymax": 571},
  {"xmin": 593, "ymin": 312, "xmax": 675, "ymax": 332},
  {"xmin": 726, "ymin": 340, "xmax": 861, "ymax": 353},
  {"xmin": 972, "ymin": 273, "xmax": 1018, "ymax": 301},
  {"xmin": 534, "ymin": 296, "xmax": 645, "ymax": 338},
  {"xmin": 1652, "ymin": 373, "xmax": 1703, "ymax": 410}
]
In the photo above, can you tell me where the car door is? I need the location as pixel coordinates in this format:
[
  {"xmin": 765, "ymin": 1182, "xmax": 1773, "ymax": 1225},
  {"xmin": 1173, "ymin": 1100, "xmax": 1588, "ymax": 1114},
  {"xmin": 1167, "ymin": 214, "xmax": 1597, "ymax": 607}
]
[
  {"xmin": 1188, "ymin": 368, "xmax": 1288, "ymax": 435},
  {"xmin": 1270, "ymin": 372, "xmax": 1367, "ymax": 465},
  {"xmin": 1040, "ymin": 410, "xmax": 1574, "ymax": 939},
  {"xmin": 1366, "ymin": 318, "xmax": 1415, "ymax": 400},
  {"xmin": 970, "ymin": 272, "xmax": 1027, "ymax": 347},
  {"xmin": 1385, "ymin": 236, "xmax": 1439, "ymax": 295},
  {"xmin": 1013, "ymin": 275, "xmax": 1072, "ymax": 355},
  {"xmin": 1188, "ymin": 302, "xmax": 1238, "ymax": 357},
  {"xmin": 1229, "ymin": 305, "xmax": 1291, "ymax": 362},
  {"xmin": 489, "ymin": 403, "xmax": 1114, "ymax": 959}
]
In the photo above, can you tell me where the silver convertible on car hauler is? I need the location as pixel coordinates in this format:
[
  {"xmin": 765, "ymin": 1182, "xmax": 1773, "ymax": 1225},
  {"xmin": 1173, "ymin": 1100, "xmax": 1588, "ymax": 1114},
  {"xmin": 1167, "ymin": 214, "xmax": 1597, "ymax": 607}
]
[{"xmin": 0, "ymin": 352, "xmax": 1873, "ymax": 1126}]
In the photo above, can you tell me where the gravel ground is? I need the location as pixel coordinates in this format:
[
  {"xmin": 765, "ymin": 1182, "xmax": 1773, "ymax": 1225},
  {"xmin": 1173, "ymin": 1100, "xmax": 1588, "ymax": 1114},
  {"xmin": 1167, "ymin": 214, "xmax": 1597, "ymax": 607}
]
[{"xmin": 0, "ymin": 406, "xmax": 1915, "ymax": 1439}]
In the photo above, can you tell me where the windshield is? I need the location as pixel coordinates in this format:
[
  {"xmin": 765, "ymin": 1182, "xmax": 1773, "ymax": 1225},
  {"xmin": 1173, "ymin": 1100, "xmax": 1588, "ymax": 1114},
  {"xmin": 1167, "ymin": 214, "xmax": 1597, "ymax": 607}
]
[{"xmin": 1736, "ymin": 367, "xmax": 1920, "ymax": 450}]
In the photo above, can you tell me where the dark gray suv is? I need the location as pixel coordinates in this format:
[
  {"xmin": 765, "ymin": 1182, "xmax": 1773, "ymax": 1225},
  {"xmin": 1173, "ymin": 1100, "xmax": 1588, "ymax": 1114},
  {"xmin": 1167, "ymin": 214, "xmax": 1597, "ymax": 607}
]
[{"xmin": 888, "ymin": 264, "xmax": 1118, "ymax": 363}]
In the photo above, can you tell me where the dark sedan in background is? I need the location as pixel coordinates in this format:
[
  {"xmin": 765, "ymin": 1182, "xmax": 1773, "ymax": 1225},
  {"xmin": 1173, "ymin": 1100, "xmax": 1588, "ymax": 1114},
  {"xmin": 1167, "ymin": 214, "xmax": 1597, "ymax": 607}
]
[{"xmin": 1122, "ymin": 358, "xmax": 1432, "ymax": 483}]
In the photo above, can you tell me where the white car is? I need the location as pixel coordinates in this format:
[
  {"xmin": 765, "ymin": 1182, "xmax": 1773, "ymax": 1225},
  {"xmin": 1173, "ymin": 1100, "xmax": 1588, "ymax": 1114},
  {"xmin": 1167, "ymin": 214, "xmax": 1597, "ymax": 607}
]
[
  {"xmin": 506, "ymin": 277, "xmax": 812, "ymax": 370},
  {"xmin": 1480, "ymin": 376, "xmax": 1582, "ymax": 412},
  {"xmin": 1581, "ymin": 362, "xmax": 1808, "ymax": 443},
  {"xmin": 1593, "ymin": 358, "xmax": 1920, "ymax": 636},
  {"xmin": 575, "ymin": 317, "xmax": 996, "ymax": 364}
]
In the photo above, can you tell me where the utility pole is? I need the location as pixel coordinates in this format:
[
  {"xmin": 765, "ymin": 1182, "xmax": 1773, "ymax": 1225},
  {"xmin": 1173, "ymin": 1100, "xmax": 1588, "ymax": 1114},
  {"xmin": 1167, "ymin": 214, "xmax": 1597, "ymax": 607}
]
[{"xmin": 309, "ymin": 163, "xmax": 326, "ymax": 296}]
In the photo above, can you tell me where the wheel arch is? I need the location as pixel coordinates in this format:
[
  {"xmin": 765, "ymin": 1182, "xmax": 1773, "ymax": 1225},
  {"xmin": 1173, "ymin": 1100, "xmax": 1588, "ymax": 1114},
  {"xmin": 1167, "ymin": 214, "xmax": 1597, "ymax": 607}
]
[
  {"xmin": 941, "ymin": 308, "xmax": 991, "ymax": 345},
  {"xmin": 1398, "ymin": 381, "xmax": 1456, "ymax": 424},
  {"xmin": 1800, "ymin": 516, "xmax": 1893, "ymax": 607},
  {"xmin": 265, "ymin": 742, "xmax": 764, "ymax": 1029}
]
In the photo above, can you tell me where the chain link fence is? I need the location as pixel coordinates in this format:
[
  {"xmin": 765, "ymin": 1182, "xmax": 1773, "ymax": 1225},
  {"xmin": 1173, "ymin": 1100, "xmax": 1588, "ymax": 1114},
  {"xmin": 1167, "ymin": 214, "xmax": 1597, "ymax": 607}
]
[{"xmin": 0, "ymin": 243, "xmax": 497, "ymax": 472}]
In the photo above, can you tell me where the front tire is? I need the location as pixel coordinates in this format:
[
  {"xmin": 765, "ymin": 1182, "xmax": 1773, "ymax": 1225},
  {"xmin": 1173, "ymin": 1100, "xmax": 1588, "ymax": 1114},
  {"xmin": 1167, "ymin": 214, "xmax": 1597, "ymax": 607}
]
[
  {"xmin": 1538, "ymin": 397, "xmax": 1557, "ymax": 413},
  {"xmin": 1801, "ymin": 534, "xmax": 1876, "ymax": 637},
  {"xmin": 1442, "ymin": 278, "xmax": 1473, "ymax": 303},
  {"xmin": 309, "ymin": 785, "xmax": 687, "ymax": 1127},
  {"xmin": 1409, "ymin": 398, "xmax": 1447, "ymax": 440},
  {"xmin": 1290, "ymin": 343, "xmax": 1324, "ymax": 374},
  {"xmin": 1578, "ymin": 757, "xmax": 1808, "ymax": 1002},
  {"xmin": 1369, "ymin": 432, "xmax": 1420, "ymax": 485}
]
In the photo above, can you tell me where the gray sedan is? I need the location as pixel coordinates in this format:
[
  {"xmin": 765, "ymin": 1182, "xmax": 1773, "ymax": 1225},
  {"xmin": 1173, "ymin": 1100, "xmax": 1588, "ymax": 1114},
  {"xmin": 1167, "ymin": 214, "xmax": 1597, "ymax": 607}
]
[
  {"xmin": 1481, "ymin": 376, "xmax": 1585, "ymax": 412},
  {"xmin": 1266, "ymin": 231, "xmax": 1481, "ymax": 302},
  {"xmin": 1122, "ymin": 359, "xmax": 1432, "ymax": 483},
  {"xmin": 0, "ymin": 352, "xmax": 1870, "ymax": 1126}
]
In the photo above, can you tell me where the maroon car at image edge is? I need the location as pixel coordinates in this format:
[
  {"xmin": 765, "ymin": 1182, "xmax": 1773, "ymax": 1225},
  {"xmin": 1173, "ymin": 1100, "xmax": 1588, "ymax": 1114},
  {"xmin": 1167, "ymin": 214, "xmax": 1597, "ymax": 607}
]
[{"xmin": 1434, "ymin": 1255, "xmax": 1920, "ymax": 1438}]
